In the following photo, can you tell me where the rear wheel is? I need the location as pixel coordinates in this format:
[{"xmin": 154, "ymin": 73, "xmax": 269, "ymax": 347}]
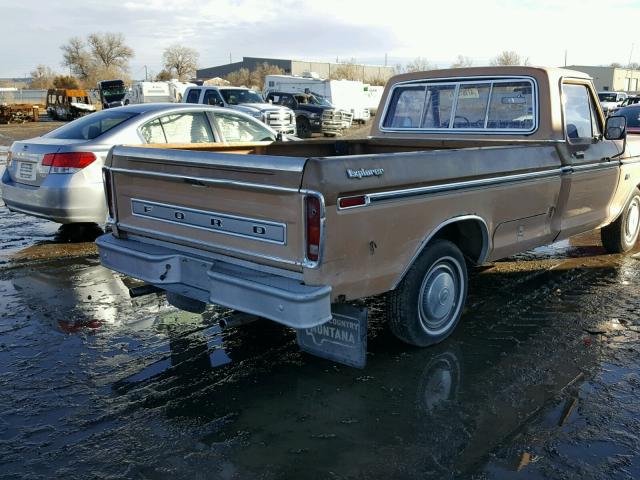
[
  {"xmin": 601, "ymin": 188, "xmax": 640, "ymax": 253},
  {"xmin": 387, "ymin": 240, "xmax": 468, "ymax": 347},
  {"xmin": 296, "ymin": 117, "xmax": 312, "ymax": 138}
]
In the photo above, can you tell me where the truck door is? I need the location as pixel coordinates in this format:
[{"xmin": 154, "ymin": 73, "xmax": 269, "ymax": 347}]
[{"xmin": 554, "ymin": 81, "xmax": 620, "ymax": 239}]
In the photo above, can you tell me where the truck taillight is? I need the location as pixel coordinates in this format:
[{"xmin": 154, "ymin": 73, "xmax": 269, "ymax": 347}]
[
  {"xmin": 305, "ymin": 195, "xmax": 322, "ymax": 263},
  {"xmin": 102, "ymin": 168, "xmax": 115, "ymax": 220},
  {"xmin": 43, "ymin": 152, "xmax": 96, "ymax": 171}
]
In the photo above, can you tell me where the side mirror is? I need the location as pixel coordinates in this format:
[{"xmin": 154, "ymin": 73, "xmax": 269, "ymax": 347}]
[{"xmin": 604, "ymin": 115, "xmax": 626, "ymax": 140}]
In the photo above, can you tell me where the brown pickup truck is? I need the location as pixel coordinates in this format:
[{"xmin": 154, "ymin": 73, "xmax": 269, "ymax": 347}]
[{"xmin": 97, "ymin": 66, "xmax": 639, "ymax": 363}]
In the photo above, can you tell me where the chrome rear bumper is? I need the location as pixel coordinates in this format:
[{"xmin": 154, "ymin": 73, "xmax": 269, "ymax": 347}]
[{"xmin": 96, "ymin": 234, "xmax": 332, "ymax": 328}]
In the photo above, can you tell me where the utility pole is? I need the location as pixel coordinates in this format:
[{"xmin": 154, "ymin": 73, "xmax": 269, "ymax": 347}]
[
  {"xmin": 144, "ymin": 65, "xmax": 148, "ymax": 81},
  {"xmin": 564, "ymin": 50, "xmax": 567, "ymax": 67},
  {"xmin": 229, "ymin": 53, "xmax": 232, "ymax": 64},
  {"xmin": 384, "ymin": 53, "xmax": 388, "ymax": 67},
  {"xmin": 627, "ymin": 43, "xmax": 635, "ymax": 91}
]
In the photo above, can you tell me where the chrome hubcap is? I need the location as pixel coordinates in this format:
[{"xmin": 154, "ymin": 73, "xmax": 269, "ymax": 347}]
[
  {"xmin": 418, "ymin": 258, "xmax": 463, "ymax": 335},
  {"xmin": 625, "ymin": 196, "xmax": 640, "ymax": 244}
]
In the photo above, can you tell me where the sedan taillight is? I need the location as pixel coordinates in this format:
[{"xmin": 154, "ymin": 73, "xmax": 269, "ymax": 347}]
[{"xmin": 43, "ymin": 152, "xmax": 96, "ymax": 171}]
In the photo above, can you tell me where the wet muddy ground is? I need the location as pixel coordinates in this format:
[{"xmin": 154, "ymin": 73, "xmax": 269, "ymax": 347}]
[
  {"xmin": 1, "ymin": 208, "xmax": 639, "ymax": 480},
  {"xmin": 1, "ymin": 123, "xmax": 639, "ymax": 479}
]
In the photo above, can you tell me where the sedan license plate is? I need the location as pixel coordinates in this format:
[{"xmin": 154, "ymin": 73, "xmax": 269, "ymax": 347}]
[{"xmin": 16, "ymin": 161, "xmax": 36, "ymax": 181}]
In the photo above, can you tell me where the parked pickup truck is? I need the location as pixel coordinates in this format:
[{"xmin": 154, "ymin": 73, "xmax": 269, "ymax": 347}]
[
  {"xmin": 183, "ymin": 86, "xmax": 297, "ymax": 136},
  {"xmin": 265, "ymin": 91, "xmax": 351, "ymax": 138},
  {"xmin": 97, "ymin": 67, "xmax": 639, "ymax": 365}
]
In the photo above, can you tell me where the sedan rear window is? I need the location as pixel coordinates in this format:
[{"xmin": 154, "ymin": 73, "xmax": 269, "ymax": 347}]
[{"xmin": 45, "ymin": 111, "xmax": 139, "ymax": 140}]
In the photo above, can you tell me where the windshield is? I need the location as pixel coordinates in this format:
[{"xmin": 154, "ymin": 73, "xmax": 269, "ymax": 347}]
[
  {"xmin": 309, "ymin": 92, "xmax": 332, "ymax": 106},
  {"xmin": 45, "ymin": 110, "xmax": 139, "ymax": 140},
  {"xmin": 619, "ymin": 107, "xmax": 640, "ymax": 128},
  {"xmin": 103, "ymin": 87, "xmax": 126, "ymax": 100},
  {"xmin": 598, "ymin": 93, "xmax": 618, "ymax": 102},
  {"xmin": 295, "ymin": 94, "xmax": 327, "ymax": 106},
  {"xmin": 219, "ymin": 89, "xmax": 264, "ymax": 105}
]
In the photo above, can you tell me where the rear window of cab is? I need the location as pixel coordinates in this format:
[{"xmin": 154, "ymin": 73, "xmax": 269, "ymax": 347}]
[{"xmin": 382, "ymin": 77, "xmax": 536, "ymax": 133}]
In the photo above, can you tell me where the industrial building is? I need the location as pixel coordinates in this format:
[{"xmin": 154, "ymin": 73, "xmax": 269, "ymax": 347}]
[
  {"xmin": 566, "ymin": 66, "xmax": 640, "ymax": 92},
  {"xmin": 196, "ymin": 56, "xmax": 394, "ymax": 83}
]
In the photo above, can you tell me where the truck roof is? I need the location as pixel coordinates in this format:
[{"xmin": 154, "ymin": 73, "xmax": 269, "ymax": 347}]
[{"xmin": 390, "ymin": 66, "xmax": 591, "ymax": 84}]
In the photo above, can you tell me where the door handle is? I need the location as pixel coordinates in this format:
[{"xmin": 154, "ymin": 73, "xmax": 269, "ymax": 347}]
[{"xmin": 573, "ymin": 151, "xmax": 585, "ymax": 159}]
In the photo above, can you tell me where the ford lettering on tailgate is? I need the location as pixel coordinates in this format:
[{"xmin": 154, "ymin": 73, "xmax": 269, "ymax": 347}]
[{"xmin": 131, "ymin": 199, "xmax": 286, "ymax": 244}]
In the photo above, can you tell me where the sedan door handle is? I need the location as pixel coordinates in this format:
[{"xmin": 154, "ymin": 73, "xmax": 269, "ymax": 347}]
[{"xmin": 573, "ymin": 151, "xmax": 585, "ymax": 159}]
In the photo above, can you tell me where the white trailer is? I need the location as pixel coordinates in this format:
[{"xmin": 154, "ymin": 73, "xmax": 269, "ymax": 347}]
[
  {"xmin": 125, "ymin": 82, "xmax": 172, "ymax": 104},
  {"xmin": 168, "ymin": 80, "xmax": 196, "ymax": 102},
  {"xmin": 264, "ymin": 74, "xmax": 370, "ymax": 123},
  {"xmin": 363, "ymin": 85, "xmax": 385, "ymax": 116}
]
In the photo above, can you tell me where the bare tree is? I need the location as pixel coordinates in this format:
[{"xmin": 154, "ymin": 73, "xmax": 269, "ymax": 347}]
[
  {"xmin": 451, "ymin": 55, "xmax": 473, "ymax": 68},
  {"xmin": 405, "ymin": 57, "xmax": 433, "ymax": 73},
  {"xmin": 162, "ymin": 45, "xmax": 199, "ymax": 81},
  {"xmin": 30, "ymin": 65, "xmax": 55, "ymax": 89},
  {"xmin": 61, "ymin": 37, "xmax": 93, "ymax": 79},
  {"xmin": 328, "ymin": 58, "xmax": 363, "ymax": 81},
  {"xmin": 249, "ymin": 63, "xmax": 284, "ymax": 89},
  {"xmin": 225, "ymin": 68, "xmax": 251, "ymax": 87},
  {"xmin": 53, "ymin": 75, "xmax": 79, "ymax": 89},
  {"xmin": 610, "ymin": 62, "xmax": 623, "ymax": 68},
  {"xmin": 490, "ymin": 50, "xmax": 530, "ymax": 66},
  {"xmin": 61, "ymin": 33, "xmax": 133, "ymax": 87},
  {"xmin": 155, "ymin": 69, "xmax": 173, "ymax": 81},
  {"xmin": 87, "ymin": 33, "xmax": 133, "ymax": 70}
]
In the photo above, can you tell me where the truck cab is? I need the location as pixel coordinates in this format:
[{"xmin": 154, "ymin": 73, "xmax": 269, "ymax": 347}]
[
  {"xmin": 97, "ymin": 79, "xmax": 126, "ymax": 109},
  {"xmin": 265, "ymin": 91, "xmax": 346, "ymax": 138},
  {"xmin": 183, "ymin": 86, "xmax": 296, "ymax": 136}
]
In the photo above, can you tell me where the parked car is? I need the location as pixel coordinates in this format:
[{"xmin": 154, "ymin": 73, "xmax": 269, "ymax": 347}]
[
  {"xmin": 598, "ymin": 91, "xmax": 628, "ymax": 116},
  {"xmin": 265, "ymin": 91, "xmax": 348, "ymax": 137},
  {"xmin": 183, "ymin": 86, "xmax": 297, "ymax": 136},
  {"xmin": 1, "ymin": 103, "xmax": 285, "ymax": 226},
  {"xmin": 96, "ymin": 66, "xmax": 639, "ymax": 366},
  {"xmin": 615, "ymin": 104, "xmax": 640, "ymax": 134},
  {"xmin": 46, "ymin": 88, "xmax": 96, "ymax": 121},
  {"xmin": 610, "ymin": 95, "xmax": 640, "ymax": 115}
]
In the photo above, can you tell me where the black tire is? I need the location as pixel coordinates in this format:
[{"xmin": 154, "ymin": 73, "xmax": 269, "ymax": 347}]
[
  {"xmin": 296, "ymin": 117, "xmax": 312, "ymax": 138},
  {"xmin": 386, "ymin": 239, "xmax": 468, "ymax": 347},
  {"xmin": 601, "ymin": 188, "xmax": 640, "ymax": 253}
]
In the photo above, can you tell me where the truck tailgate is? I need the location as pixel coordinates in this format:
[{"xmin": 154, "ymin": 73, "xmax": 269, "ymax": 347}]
[{"xmin": 107, "ymin": 145, "xmax": 309, "ymax": 270}]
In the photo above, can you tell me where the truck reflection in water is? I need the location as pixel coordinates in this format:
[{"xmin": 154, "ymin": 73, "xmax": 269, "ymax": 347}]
[{"xmin": 107, "ymin": 260, "xmax": 608, "ymax": 478}]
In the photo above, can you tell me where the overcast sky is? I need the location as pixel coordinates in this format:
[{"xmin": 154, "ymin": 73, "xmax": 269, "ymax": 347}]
[{"xmin": 2, "ymin": 0, "xmax": 639, "ymax": 79}]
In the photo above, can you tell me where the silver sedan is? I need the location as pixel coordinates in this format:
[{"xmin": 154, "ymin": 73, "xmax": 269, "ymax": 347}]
[{"xmin": 1, "ymin": 103, "xmax": 283, "ymax": 225}]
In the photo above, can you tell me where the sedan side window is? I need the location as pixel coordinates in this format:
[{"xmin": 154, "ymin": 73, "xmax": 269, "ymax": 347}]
[
  {"xmin": 140, "ymin": 119, "xmax": 167, "ymax": 143},
  {"xmin": 158, "ymin": 112, "xmax": 216, "ymax": 143},
  {"xmin": 212, "ymin": 111, "xmax": 275, "ymax": 142}
]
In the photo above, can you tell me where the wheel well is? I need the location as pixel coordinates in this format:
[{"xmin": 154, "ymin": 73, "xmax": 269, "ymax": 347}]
[{"xmin": 431, "ymin": 218, "xmax": 488, "ymax": 265}]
